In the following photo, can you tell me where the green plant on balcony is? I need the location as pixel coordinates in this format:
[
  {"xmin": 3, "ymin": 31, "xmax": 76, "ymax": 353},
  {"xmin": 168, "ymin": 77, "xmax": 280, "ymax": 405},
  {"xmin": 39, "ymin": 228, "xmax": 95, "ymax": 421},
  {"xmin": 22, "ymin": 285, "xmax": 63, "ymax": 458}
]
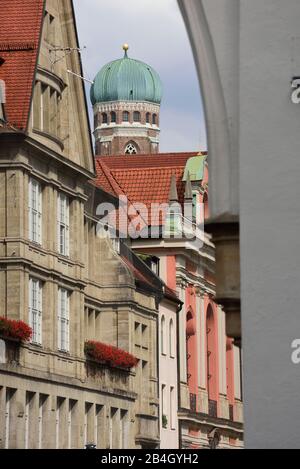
[{"xmin": 162, "ymin": 414, "xmax": 168, "ymax": 429}]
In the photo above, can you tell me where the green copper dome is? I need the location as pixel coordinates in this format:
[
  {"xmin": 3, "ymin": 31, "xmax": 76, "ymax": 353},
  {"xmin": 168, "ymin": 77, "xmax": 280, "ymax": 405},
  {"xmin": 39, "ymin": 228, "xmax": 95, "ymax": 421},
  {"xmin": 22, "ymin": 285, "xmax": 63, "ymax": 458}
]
[{"xmin": 90, "ymin": 46, "xmax": 163, "ymax": 105}]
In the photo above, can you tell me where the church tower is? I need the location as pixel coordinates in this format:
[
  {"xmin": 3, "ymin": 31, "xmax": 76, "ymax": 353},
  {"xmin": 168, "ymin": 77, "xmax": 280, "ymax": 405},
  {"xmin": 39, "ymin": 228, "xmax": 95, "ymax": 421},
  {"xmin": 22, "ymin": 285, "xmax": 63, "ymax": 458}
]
[{"xmin": 90, "ymin": 45, "xmax": 163, "ymax": 156}]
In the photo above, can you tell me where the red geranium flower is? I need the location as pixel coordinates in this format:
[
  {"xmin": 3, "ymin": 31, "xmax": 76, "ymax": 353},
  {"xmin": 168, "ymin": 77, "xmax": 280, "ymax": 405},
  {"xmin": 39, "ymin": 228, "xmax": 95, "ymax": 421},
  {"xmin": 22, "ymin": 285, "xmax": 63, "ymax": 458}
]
[
  {"xmin": 85, "ymin": 341, "xmax": 138, "ymax": 370},
  {"xmin": 0, "ymin": 317, "xmax": 32, "ymax": 342}
]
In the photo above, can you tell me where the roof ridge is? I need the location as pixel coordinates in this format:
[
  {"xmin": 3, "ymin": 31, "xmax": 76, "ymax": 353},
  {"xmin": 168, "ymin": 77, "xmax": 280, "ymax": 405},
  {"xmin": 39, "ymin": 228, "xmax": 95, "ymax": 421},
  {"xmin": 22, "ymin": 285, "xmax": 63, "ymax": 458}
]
[
  {"xmin": 98, "ymin": 160, "xmax": 125, "ymax": 197},
  {"xmin": 111, "ymin": 166, "xmax": 187, "ymax": 172},
  {"xmin": 95, "ymin": 151, "xmax": 203, "ymax": 159},
  {"xmin": 0, "ymin": 42, "xmax": 37, "ymax": 51}
]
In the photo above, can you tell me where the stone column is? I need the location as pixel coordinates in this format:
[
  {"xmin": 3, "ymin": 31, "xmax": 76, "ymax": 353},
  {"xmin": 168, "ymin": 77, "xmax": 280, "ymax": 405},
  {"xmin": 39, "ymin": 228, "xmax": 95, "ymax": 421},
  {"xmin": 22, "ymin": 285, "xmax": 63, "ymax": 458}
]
[
  {"xmin": 96, "ymin": 404, "xmax": 106, "ymax": 449},
  {"xmin": 43, "ymin": 395, "xmax": 57, "ymax": 449}
]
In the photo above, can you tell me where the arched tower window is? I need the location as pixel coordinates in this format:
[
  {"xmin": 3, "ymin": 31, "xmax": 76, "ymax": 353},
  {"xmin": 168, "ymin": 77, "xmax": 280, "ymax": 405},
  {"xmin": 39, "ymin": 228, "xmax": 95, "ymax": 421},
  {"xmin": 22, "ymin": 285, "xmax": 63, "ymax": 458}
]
[
  {"xmin": 122, "ymin": 111, "xmax": 129, "ymax": 122},
  {"xmin": 152, "ymin": 114, "xmax": 157, "ymax": 125},
  {"xmin": 102, "ymin": 113, "xmax": 108, "ymax": 124},
  {"xmin": 133, "ymin": 111, "xmax": 141, "ymax": 122},
  {"xmin": 125, "ymin": 142, "xmax": 138, "ymax": 155},
  {"xmin": 146, "ymin": 112, "xmax": 151, "ymax": 124},
  {"xmin": 206, "ymin": 304, "xmax": 218, "ymax": 417},
  {"xmin": 169, "ymin": 319, "xmax": 175, "ymax": 358},
  {"xmin": 161, "ymin": 315, "xmax": 166, "ymax": 355},
  {"xmin": 110, "ymin": 111, "xmax": 116, "ymax": 123}
]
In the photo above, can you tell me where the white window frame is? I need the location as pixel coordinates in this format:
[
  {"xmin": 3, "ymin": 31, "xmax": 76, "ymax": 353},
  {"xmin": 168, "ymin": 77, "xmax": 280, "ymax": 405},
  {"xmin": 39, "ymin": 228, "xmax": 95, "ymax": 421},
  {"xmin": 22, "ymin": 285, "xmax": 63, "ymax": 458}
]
[
  {"xmin": 29, "ymin": 178, "xmax": 42, "ymax": 244},
  {"xmin": 57, "ymin": 193, "xmax": 70, "ymax": 257},
  {"xmin": 29, "ymin": 278, "xmax": 43, "ymax": 345},
  {"xmin": 58, "ymin": 287, "xmax": 70, "ymax": 352}
]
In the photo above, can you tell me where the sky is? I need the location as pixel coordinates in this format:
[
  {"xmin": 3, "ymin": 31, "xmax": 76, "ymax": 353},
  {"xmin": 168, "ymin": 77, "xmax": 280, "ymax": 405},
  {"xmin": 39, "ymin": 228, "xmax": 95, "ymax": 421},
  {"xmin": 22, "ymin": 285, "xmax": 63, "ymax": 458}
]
[{"xmin": 73, "ymin": 0, "xmax": 207, "ymax": 153}]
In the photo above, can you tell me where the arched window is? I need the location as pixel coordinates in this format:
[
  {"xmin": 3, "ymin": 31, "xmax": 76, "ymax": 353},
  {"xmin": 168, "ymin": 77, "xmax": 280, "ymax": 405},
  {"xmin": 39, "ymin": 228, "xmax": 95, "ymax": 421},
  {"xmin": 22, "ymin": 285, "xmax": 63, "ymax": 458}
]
[
  {"xmin": 161, "ymin": 315, "xmax": 166, "ymax": 355},
  {"xmin": 122, "ymin": 111, "xmax": 129, "ymax": 122},
  {"xmin": 206, "ymin": 304, "xmax": 218, "ymax": 416},
  {"xmin": 146, "ymin": 112, "xmax": 151, "ymax": 124},
  {"xmin": 125, "ymin": 142, "xmax": 138, "ymax": 155},
  {"xmin": 110, "ymin": 111, "xmax": 116, "ymax": 123},
  {"xmin": 133, "ymin": 111, "xmax": 141, "ymax": 122},
  {"xmin": 102, "ymin": 113, "xmax": 108, "ymax": 124},
  {"xmin": 152, "ymin": 114, "xmax": 157, "ymax": 125},
  {"xmin": 186, "ymin": 310, "xmax": 196, "ymax": 385},
  {"xmin": 169, "ymin": 319, "xmax": 175, "ymax": 358}
]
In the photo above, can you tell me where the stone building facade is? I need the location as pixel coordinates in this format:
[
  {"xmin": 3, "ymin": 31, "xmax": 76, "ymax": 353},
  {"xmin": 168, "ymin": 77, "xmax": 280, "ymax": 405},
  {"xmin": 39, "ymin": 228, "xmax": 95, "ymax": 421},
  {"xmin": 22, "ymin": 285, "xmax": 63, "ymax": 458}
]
[{"xmin": 0, "ymin": 0, "xmax": 166, "ymax": 449}]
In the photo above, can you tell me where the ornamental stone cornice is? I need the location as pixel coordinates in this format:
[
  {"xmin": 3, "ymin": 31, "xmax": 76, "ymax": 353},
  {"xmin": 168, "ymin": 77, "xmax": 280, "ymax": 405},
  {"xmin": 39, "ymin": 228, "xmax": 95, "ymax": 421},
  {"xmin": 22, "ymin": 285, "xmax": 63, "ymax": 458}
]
[{"xmin": 94, "ymin": 101, "xmax": 160, "ymax": 114}]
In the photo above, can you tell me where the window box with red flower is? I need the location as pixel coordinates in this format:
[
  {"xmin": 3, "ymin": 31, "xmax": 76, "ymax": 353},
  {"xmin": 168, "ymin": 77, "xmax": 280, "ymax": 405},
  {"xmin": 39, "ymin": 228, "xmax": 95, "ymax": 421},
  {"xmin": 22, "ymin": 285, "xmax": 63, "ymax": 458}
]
[
  {"xmin": 84, "ymin": 340, "xmax": 138, "ymax": 371},
  {"xmin": 0, "ymin": 317, "xmax": 32, "ymax": 342},
  {"xmin": 0, "ymin": 317, "xmax": 32, "ymax": 364}
]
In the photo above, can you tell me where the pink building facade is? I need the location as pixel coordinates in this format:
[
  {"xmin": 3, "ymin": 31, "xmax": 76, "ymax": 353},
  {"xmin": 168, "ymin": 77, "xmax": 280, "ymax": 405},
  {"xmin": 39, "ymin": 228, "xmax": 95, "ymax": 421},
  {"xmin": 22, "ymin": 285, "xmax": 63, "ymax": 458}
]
[{"xmin": 96, "ymin": 153, "xmax": 244, "ymax": 448}]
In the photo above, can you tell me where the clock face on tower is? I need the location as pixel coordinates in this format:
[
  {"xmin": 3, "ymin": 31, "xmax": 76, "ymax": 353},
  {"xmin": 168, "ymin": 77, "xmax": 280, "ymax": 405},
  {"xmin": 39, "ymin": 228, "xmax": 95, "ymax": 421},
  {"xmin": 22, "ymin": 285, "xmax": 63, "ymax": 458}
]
[{"xmin": 91, "ymin": 45, "xmax": 162, "ymax": 156}]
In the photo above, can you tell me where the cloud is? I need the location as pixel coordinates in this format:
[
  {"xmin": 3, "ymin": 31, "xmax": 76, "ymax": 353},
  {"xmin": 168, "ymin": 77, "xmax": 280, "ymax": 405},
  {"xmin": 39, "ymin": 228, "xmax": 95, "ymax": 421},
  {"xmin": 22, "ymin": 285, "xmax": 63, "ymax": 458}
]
[{"xmin": 73, "ymin": 0, "xmax": 206, "ymax": 152}]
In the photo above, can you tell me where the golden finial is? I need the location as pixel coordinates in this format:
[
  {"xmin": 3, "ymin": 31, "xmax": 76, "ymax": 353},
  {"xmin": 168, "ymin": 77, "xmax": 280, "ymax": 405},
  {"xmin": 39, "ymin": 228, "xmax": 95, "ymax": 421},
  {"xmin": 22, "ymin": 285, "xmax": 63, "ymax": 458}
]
[{"xmin": 123, "ymin": 43, "xmax": 129, "ymax": 52}]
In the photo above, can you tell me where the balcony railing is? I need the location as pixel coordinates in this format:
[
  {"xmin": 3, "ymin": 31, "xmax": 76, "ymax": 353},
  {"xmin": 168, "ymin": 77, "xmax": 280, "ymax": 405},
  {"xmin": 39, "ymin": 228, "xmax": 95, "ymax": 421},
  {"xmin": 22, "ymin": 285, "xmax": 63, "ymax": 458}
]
[
  {"xmin": 190, "ymin": 393, "xmax": 197, "ymax": 412},
  {"xmin": 208, "ymin": 399, "xmax": 218, "ymax": 418}
]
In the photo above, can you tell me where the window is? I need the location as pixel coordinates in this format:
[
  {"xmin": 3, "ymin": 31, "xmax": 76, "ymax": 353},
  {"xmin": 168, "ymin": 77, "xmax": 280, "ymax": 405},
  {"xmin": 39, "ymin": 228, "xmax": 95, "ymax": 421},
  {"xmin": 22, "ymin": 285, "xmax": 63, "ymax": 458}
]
[
  {"xmin": 57, "ymin": 193, "xmax": 70, "ymax": 256},
  {"xmin": 122, "ymin": 111, "xmax": 129, "ymax": 122},
  {"xmin": 161, "ymin": 315, "xmax": 166, "ymax": 355},
  {"xmin": 102, "ymin": 113, "xmax": 108, "ymax": 124},
  {"xmin": 170, "ymin": 386, "xmax": 176, "ymax": 430},
  {"xmin": 146, "ymin": 112, "xmax": 150, "ymax": 124},
  {"xmin": 58, "ymin": 288, "xmax": 70, "ymax": 352},
  {"xmin": 29, "ymin": 178, "xmax": 42, "ymax": 244},
  {"xmin": 40, "ymin": 83, "xmax": 49, "ymax": 132},
  {"xmin": 29, "ymin": 278, "xmax": 43, "ymax": 345},
  {"xmin": 44, "ymin": 11, "xmax": 55, "ymax": 45},
  {"xmin": 50, "ymin": 88, "xmax": 58, "ymax": 135},
  {"xmin": 169, "ymin": 319, "xmax": 175, "ymax": 358},
  {"xmin": 161, "ymin": 384, "xmax": 167, "ymax": 428},
  {"xmin": 125, "ymin": 142, "xmax": 137, "ymax": 155},
  {"xmin": 111, "ymin": 111, "xmax": 116, "ymax": 123},
  {"xmin": 152, "ymin": 114, "xmax": 157, "ymax": 125},
  {"xmin": 133, "ymin": 111, "xmax": 140, "ymax": 122}
]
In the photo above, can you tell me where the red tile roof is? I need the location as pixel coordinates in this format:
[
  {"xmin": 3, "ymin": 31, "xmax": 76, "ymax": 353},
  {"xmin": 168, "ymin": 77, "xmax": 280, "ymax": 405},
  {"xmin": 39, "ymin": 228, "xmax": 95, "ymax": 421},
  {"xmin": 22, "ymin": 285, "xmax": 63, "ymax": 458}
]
[
  {"xmin": 95, "ymin": 152, "xmax": 205, "ymax": 226},
  {"xmin": 0, "ymin": 0, "xmax": 45, "ymax": 130}
]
